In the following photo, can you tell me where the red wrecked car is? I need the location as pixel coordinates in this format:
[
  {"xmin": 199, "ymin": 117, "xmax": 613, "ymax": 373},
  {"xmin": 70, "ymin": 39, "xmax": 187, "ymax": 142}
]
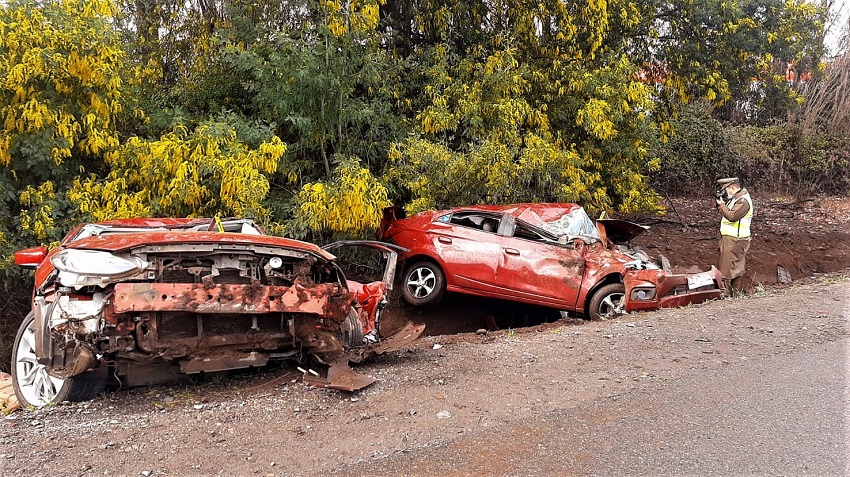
[
  {"xmin": 379, "ymin": 203, "xmax": 724, "ymax": 319},
  {"xmin": 11, "ymin": 217, "xmax": 424, "ymax": 408}
]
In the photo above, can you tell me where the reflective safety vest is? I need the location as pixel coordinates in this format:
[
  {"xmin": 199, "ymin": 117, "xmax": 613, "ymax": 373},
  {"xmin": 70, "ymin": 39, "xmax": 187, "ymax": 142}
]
[{"xmin": 720, "ymin": 193, "xmax": 753, "ymax": 238}]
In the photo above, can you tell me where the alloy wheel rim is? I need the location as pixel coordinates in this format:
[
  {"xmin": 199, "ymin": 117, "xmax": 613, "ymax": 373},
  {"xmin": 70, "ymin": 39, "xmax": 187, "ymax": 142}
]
[
  {"xmin": 407, "ymin": 267, "xmax": 436, "ymax": 298},
  {"xmin": 15, "ymin": 321, "xmax": 65, "ymax": 406},
  {"xmin": 599, "ymin": 293, "xmax": 625, "ymax": 318}
]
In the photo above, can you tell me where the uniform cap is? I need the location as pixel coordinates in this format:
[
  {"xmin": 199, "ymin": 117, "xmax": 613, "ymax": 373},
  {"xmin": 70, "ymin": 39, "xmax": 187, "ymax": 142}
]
[{"xmin": 717, "ymin": 177, "xmax": 740, "ymax": 188}]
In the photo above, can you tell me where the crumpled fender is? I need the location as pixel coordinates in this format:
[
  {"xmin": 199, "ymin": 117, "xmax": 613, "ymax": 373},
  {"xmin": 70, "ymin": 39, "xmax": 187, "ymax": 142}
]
[{"xmin": 347, "ymin": 280, "xmax": 387, "ymax": 335}]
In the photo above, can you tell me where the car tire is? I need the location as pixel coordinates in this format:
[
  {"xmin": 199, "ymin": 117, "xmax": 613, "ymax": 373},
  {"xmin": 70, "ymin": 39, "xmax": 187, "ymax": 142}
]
[
  {"xmin": 588, "ymin": 283, "xmax": 626, "ymax": 320},
  {"xmin": 12, "ymin": 311, "xmax": 107, "ymax": 408},
  {"xmin": 340, "ymin": 308, "xmax": 365, "ymax": 348},
  {"xmin": 402, "ymin": 261, "xmax": 446, "ymax": 306}
]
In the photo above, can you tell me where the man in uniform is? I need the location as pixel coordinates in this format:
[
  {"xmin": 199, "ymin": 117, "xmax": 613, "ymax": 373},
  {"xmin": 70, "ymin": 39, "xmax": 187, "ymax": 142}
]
[{"xmin": 716, "ymin": 177, "xmax": 753, "ymax": 295}]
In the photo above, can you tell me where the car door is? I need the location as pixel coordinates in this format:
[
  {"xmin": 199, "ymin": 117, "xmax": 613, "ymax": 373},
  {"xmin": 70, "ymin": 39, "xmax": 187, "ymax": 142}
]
[
  {"xmin": 425, "ymin": 211, "xmax": 504, "ymax": 293},
  {"xmin": 494, "ymin": 216, "xmax": 586, "ymax": 310}
]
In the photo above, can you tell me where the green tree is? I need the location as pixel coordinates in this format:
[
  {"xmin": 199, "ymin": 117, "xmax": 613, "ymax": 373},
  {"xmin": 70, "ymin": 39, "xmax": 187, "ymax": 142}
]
[
  {"xmin": 627, "ymin": 0, "xmax": 826, "ymax": 122},
  {"xmin": 386, "ymin": 1, "xmax": 663, "ymax": 215},
  {"xmin": 221, "ymin": 0, "xmax": 404, "ymax": 180},
  {"xmin": 0, "ymin": 0, "xmax": 129, "ymax": 244},
  {"xmin": 69, "ymin": 120, "xmax": 287, "ymax": 222}
]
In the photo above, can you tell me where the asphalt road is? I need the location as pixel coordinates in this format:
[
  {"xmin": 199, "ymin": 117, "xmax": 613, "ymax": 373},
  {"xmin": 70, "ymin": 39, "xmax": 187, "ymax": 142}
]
[
  {"xmin": 3, "ymin": 279, "xmax": 848, "ymax": 477},
  {"xmin": 343, "ymin": 338, "xmax": 850, "ymax": 476},
  {"xmin": 544, "ymin": 337, "xmax": 850, "ymax": 476},
  {"xmin": 350, "ymin": 336, "xmax": 849, "ymax": 477}
]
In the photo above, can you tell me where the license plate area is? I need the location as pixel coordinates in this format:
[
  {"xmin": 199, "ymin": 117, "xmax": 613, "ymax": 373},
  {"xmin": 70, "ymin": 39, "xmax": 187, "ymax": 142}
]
[{"xmin": 687, "ymin": 272, "xmax": 715, "ymax": 290}]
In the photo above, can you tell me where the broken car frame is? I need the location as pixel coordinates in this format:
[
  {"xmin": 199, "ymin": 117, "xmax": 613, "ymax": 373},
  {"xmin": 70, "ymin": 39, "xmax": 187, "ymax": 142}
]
[{"xmin": 11, "ymin": 218, "xmax": 424, "ymax": 408}]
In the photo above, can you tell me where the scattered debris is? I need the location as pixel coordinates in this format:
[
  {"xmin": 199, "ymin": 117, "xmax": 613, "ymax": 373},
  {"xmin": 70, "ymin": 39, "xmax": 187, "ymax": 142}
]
[
  {"xmin": 0, "ymin": 373, "xmax": 21, "ymax": 414},
  {"xmin": 777, "ymin": 265, "xmax": 793, "ymax": 284}
]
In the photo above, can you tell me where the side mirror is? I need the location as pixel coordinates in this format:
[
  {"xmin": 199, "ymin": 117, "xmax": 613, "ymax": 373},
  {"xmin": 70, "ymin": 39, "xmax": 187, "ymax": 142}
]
[{"xmin": 14, "ymin": 246, "xmax": 48, "ymax": 269}]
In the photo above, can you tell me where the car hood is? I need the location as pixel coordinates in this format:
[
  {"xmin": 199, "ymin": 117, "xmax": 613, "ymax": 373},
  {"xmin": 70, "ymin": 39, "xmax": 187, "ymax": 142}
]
[
  {"xmin": 65, "ymin": 231, "xmax": 336, "ymax": 260},
  {"xmin": 597, "ymin": 219, "xmax": 649, "ymax": 244}
]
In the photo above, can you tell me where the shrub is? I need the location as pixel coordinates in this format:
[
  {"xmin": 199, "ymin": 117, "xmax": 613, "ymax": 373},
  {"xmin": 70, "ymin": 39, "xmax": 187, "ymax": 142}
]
[
  {"xmin": 652, "ymin": 102, "xmax": 850, "ymax": 198},
  {"xmin": 726, "ymin": 125, "xmax": 850, "ymax": 197},
  {"xmin": 650, "ymin": 103, "xmax": 738, "ymax": 195}
]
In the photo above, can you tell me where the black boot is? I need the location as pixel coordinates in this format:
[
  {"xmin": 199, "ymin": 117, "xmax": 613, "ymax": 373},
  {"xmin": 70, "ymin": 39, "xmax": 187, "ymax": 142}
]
[{"xmin": 730, "ymin": 277, "xmax": 743, "ymax": 296}]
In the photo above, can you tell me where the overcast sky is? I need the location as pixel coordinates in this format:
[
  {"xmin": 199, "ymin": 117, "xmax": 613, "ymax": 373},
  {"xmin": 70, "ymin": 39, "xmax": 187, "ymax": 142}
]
[{"xmin": 825, "ymin": 0, "xmax": 849, "ymax": 56}]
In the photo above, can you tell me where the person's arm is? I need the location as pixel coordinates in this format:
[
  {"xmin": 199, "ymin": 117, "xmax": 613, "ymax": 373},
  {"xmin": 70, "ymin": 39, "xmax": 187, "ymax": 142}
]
[{"xmin": 718, "ymin": 196, "xmax": 750, "ymax": 222}]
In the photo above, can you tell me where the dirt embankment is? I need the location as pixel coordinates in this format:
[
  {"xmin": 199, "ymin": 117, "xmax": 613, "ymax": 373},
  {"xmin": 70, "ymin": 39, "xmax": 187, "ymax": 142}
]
[{"xmin": 631, "ymin": 195, "xmax": 850, "ymax": 288}]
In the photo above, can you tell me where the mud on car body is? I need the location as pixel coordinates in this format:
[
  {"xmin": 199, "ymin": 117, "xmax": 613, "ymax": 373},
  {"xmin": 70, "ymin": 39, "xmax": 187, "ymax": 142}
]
[
  {"xmin": 379, "ymin": 203, "xmax": 724, "ymax": 320},
  {"xmin": 12, "ymin": 218, "xmax": 424, "ymax": 408}
]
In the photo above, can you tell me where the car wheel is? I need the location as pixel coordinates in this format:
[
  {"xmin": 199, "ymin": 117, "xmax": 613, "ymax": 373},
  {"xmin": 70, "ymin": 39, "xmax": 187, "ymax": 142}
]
[
  {"xmin": 12, "ymin": 311, "xmax": 107, "ymax": 408},
  {"xmin": 402, "ymin": 261, "xmax": 446, "ymax": 306},
  {"xmin": 588, "ymin": 283, "xmax": 626, "ymax": 320},
  {"xmin": 340, "ymin": 308, "xmax": 365, "ymax": 348}
]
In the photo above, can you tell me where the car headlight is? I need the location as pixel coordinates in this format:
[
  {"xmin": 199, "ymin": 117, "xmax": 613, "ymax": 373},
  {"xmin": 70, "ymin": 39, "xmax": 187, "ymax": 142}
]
[{"xmin": 51, "ymin": 249, "xmax": 147, "ymax": 277}]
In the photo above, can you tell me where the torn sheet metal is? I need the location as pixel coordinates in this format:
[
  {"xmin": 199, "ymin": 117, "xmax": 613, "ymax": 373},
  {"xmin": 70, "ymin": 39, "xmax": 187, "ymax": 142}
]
[
  {"xmin": 302, "ymin": 322, "xmax": 426, "ymax": 391},
  {"xmin": 302, "ymin": 359, "xmax": 377, "ymax": 392},
  {"xmin": 347, "ymin": 321, "xmax": 426, "ymax": 364},
  {"xmin": 112, "ymin": 281, "xmax": 351, "ymax": 317}
]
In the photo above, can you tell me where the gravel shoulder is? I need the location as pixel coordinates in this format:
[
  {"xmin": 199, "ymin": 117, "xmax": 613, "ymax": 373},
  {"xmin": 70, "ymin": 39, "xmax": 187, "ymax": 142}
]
[{"xmin": 2, "ymin": 273, "xmax": 848, "ymax": 477}]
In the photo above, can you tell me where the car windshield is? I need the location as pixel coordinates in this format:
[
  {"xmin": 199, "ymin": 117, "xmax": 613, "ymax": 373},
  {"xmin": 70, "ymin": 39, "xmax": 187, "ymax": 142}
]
[{"xmin": 537, "ymin": 207, "xmax": 601, "ymax": 243}]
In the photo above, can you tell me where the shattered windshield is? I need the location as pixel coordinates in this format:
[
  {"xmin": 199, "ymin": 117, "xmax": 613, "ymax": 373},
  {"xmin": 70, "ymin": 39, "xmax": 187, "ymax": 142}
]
[{"xmin": 537, "ymin": 207, "xmax": 600, "ymax": 243}]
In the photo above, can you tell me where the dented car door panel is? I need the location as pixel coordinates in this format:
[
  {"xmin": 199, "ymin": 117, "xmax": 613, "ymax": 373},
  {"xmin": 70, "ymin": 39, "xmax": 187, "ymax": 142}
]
[
  {"xmin": 494, "ymin": 219, "xmax": 586, "ymax": 309},
  {"xmin": 425, "ymin": 218, "xmax": 503, "ymax": 294}
]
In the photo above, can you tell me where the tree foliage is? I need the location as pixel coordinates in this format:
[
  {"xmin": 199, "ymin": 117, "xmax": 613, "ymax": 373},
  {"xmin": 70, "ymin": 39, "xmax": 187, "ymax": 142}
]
[
  {"xmin": 70, "ymin": 121, "xmax": 287, "ymax": 221},
  {"xmin": 220, "ymin": 0, "xmax": 404, "ymax": 180},
  {"xmin": 386, "ymin": 1, "xmax": 663, "ymax": 216},
  {"xmin": 0, "ymin": 0, "xmax": 129, "ymax": 243},
  {"xmin": 0, "ymin": 0, "xmax": 836, "ymax": 258},
  {"xmin": 629, "ymin": 0, "xmax": 826, "ymax": 122},
  {"xmin": 289, "ymin": 156, "xmax": 391, "ymax": 240}
]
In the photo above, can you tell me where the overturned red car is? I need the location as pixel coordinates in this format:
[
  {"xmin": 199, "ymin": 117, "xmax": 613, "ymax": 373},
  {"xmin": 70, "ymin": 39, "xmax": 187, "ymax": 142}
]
[
  {"xmin": 12, "ymin": 217, "xmax": 423, "ymax": 408},
  {"xmin": 379, "ymin": 203, "xmax": 724, "ymax": 319}
]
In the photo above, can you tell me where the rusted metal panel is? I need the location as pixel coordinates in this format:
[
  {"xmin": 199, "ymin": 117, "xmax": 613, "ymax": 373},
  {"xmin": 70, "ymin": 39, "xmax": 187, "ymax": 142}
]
[
  {"xmin": 302, "ymin": 359, "xmax": 376, "ymax": 391},
  {"xmin": 134, "ymin": 310, "xmax": 294, "ymax": 357},
  {"xmin": 304, "ymin": 322, "xmax": 426, "ymax": 391},
  {"xmin": 112, "ymin": 282, "xmax": 351, "ymax": 317},
  {"xmin": 179, "ymin": 351, "xmax": 269, "ymax": 374},
  {"xmin": 347, "ymin": 322, "xmax": 425, "ymax": 363}
]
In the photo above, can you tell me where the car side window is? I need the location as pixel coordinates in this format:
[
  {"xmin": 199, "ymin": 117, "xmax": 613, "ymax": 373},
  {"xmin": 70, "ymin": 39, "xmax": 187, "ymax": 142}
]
[
  {"xmin": 512, "ymin": 221, "xmax": 556, "ymax": 243},
  {"xmin": 448, "ymin": 212, "xmax": 500, "ymax": 233}
]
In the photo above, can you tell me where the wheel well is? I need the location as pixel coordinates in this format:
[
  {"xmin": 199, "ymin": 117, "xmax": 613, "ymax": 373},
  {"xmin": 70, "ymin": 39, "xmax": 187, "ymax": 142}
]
[
  {"xmin": 583, "ymin": 274, "xmax": 623, "ymax": 316},
  {"xmin": 400, "ymin": 254, "xmax": 442, "ymax": 274}
]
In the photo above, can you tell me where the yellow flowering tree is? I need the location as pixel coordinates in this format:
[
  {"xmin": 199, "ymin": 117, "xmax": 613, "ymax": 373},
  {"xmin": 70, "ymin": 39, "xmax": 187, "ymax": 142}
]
[
  {"xmin": 69, "ymin": 121, "xmax": 287, "ymax": 221},
  {"xmin": 0, "ymin": 0, "xmax": 127, "ymax": 244},
  {"xmin": 388, "ymin": 2, "xmax": 664, "ymax": 216},
  {"xmin": 289, "ymin": 156, "xmax": 391, "ymax": 240}
]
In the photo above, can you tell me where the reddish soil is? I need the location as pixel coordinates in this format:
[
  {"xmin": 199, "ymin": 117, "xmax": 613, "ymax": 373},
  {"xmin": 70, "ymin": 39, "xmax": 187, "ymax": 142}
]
[{"xmin": 630, "ymin": 195, "xmax": 850, "ymax": 289}]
